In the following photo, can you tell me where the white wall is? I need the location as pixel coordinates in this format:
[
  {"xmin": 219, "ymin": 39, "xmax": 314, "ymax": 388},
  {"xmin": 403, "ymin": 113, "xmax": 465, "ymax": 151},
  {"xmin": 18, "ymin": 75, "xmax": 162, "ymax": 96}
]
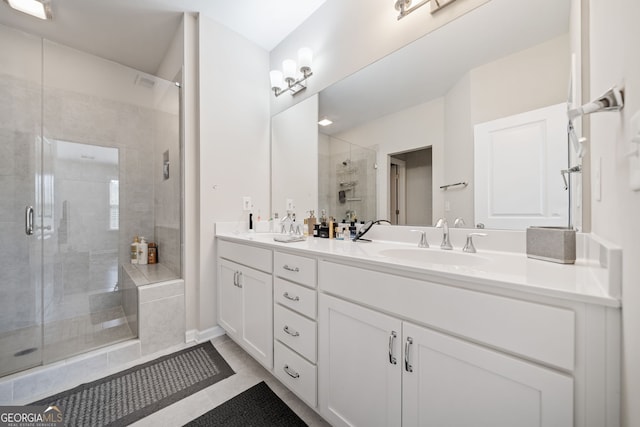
[
  {"xmin": 443, "ymin": 73, "xmax": 473, "ymax": 225},
  {"xmin": 198, "ymin": 16, "xmax": 271, "ymax": 331},
  {"xmin": 336, "ymin": 98, "xmax": 445, "ymax": 223},
  {"xmin": 272, "ymin": 95, "xmax": 318, "ymax": 216},
  {"xmin": 441, "ymin": 34, "xmax": 571, "ymax": 226},
  {"xmin": 588, "ymin": 0, "xmax": 640, "ymax": 425}
]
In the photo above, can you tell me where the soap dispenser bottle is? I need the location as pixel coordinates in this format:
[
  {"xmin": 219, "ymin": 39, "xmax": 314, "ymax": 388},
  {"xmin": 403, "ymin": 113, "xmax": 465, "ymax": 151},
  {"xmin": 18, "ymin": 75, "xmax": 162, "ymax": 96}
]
[{"xmin": 138, "ymin": 237, "xmax": 149, "ymax": 265}]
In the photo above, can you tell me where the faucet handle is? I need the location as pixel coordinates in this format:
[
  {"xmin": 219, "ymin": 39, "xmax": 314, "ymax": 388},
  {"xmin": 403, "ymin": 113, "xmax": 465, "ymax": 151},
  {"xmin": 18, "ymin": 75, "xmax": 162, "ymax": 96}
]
[
  {"xmin": 453, "ymin": 217, "xmax": 466, "ymax": 228},
  {"xmin": 463, "ymin": 233, "xmax": 487, "ymax": 253},
  {"xmin": 410, "ymin": 230, "xmax": 429, "ymax": 248}
]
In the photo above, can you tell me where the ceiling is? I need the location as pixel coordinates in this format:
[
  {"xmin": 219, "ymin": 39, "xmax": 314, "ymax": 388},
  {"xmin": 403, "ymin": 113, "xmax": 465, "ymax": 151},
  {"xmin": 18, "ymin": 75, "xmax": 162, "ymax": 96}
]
[{"xmin": 0, "ymin": 0, "xmax": 326, "ymax": 74}]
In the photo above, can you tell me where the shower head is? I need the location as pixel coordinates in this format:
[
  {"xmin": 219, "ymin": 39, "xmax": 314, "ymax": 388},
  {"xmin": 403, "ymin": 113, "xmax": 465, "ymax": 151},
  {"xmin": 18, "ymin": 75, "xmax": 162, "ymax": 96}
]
[{"xmin": 342, "ymin": 159, "xmax": 350, "ymax": 166}]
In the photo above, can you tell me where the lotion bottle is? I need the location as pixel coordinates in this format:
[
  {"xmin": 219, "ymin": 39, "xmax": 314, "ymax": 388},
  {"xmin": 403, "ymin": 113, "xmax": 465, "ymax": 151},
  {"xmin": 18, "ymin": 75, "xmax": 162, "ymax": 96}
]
[
  {"xmin": 130, "ymin": 236, "xmax": 139, "ymax": 264},
  {"xmin": 138, "ymin": 237, "xmax": 149, "ymax": 265}
]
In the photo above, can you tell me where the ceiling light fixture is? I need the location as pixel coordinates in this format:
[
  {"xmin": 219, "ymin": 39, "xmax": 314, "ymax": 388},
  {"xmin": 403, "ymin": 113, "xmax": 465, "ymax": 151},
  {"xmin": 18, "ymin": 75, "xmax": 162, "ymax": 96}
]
[
  {"xmin": 395, "ymin": 0, "xmax": 456, "ymax": 20},
  {"xmin": 270, "ymin": 47, "xmax": 313, "ymax": 97},
  {"xmin": 318, "ymin": 117, "xmax": 333, "ymax": 127},
  {"xmin": 4, "ymin": 0, "xmax": 52, "ymax": 20}
]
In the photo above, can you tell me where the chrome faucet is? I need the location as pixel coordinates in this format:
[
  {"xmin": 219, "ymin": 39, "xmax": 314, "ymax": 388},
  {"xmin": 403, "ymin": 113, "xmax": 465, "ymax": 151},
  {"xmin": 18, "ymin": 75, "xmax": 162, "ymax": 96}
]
[
  {"xmin": 434, "ymin": 218, "xmax": 453, "ymax": 250},
  {"xmin": 462, "ymin": 233, "xmax": 487, "ymax": 253},
  {"xmin": 411, "ymin": 230, "xmax": 429, "ymax": 248},
  {"xmin": 453, "ymin": 217, "xmax": 466, "ymax": 228}
]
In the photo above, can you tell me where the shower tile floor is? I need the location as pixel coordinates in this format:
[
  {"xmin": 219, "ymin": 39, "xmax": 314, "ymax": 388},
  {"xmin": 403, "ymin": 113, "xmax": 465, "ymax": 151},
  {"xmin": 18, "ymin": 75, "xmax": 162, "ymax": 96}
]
[{"xmin": 0, "ymin": 299, "xmax": 135, "ymax": 377}]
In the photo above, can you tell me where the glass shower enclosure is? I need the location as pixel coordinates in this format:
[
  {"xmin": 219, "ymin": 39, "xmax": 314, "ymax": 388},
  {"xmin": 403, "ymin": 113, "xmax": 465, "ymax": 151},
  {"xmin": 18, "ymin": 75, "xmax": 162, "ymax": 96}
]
[{"xmin": 0, "ymin": 24, "xmax": 181, "ymax": 377}]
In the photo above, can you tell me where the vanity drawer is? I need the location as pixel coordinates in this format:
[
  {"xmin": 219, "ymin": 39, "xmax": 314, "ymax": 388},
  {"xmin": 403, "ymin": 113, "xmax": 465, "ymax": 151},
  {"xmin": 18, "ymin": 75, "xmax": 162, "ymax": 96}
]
[
  {"xmin": 218, "ymin": 239, "xmax": 272, "ymax": 273},
  {"xmin": 274, "ymin": 277, "xmax": 317, "ymax": 319},
  {"xmin": 274, "ymin": 251, "xmax": 317, "ymax": 288},
  {"xmin": 319, "ymin": 260, "xmax": 575, "ymax": 371},
  {"xmin": 274, "ymin": 340, "xmax": 317, "ymax": 408},
  {"xmin": 274, "ymin": 304, "xmax": 317, "ymax": 363}
]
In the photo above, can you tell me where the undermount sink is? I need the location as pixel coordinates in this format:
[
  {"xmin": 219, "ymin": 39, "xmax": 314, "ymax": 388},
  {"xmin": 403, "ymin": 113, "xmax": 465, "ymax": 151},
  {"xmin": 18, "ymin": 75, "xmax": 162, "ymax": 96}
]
[{"xmin": 378, "ymin": 248, "xmax": 490, "ymax": 267}]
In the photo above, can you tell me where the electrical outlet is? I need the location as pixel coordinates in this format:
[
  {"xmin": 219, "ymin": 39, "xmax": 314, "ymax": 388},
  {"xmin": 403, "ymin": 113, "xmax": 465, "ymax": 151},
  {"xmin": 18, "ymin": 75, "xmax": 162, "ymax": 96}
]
[
  {"xmin": 242, "ymin": 196, "xmax": 252, "ymax": 211},
  {"xmin": 286, "ymin": 199, "xmax": 294, "ymax": 211}
]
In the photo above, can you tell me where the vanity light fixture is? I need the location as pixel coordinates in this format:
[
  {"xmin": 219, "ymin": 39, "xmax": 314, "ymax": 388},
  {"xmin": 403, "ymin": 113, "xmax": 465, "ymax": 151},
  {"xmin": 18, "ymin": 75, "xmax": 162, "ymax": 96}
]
[
  {"xmin": 270, "ymin": 47, "xmax": 313, "ymax": 97},
  {"xmin": 3, "ymin": 0, "xmax": 52, "ymax": 20},
  {"xmin": 318, "ymin": 117, "xmax": 333, "ymax": 127},
  {"xmin": 395, "ymin": 0, "xmax": 456, "ymax": 20}
]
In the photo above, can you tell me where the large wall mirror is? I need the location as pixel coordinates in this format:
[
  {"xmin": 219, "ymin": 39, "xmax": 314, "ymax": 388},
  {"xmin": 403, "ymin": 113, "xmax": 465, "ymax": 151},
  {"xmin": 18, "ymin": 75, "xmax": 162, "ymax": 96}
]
[{"xmin": 273, "ymin": 0, "xmax": 580, "ymax": 230}]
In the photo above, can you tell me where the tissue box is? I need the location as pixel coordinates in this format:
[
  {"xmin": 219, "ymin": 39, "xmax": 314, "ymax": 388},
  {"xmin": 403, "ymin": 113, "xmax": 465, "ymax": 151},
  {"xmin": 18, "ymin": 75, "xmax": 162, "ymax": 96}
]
[{"xmin": 526, "ymin": 227, "xmax": 576, "ymax": 264}]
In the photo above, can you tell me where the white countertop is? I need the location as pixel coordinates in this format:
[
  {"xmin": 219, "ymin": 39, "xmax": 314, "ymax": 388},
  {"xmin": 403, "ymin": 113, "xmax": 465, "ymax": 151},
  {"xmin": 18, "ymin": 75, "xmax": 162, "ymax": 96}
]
[{"xmin": 215, "ymin": 228, "xmax": 621, "ymax": 308}]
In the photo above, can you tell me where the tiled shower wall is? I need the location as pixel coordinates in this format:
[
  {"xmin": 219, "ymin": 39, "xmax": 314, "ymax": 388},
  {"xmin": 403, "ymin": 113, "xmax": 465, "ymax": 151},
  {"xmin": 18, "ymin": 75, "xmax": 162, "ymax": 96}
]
[
  {"xmin": 0, "ymin": 43, "xmax": 180, "ymax": 335},
  {"xmin": 318, "ymin": 134, "xmax": 377, "ymax": 223}
]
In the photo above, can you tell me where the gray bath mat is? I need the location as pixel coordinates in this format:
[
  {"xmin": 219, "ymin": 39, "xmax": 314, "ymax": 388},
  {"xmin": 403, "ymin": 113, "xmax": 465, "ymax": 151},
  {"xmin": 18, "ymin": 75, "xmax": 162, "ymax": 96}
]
[
  {"xmin": 30, "ymin": 341, "xmax": 234, "ymax": 426},
  {"xmin": 183, "ymin": 381, "xmax": 307, "ymax": 426}
]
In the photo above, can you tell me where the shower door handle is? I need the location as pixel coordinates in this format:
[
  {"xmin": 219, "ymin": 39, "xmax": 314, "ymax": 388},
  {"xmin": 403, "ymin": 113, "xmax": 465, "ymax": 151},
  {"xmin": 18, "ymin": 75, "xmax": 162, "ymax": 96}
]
[{"xmin": 25, "ymin": 206, "xmax": 34, "ymax": 236}]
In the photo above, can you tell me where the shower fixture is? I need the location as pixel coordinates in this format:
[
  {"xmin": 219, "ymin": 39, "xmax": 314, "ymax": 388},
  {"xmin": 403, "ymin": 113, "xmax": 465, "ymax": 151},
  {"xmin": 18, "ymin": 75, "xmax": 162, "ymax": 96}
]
[{"xmin": 568, "ymin": 86, "xmax": 624, "ymax": 120}]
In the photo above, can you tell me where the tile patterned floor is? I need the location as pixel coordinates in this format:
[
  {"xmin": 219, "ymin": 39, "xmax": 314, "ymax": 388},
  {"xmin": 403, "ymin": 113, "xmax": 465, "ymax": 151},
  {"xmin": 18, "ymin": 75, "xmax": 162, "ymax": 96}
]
[{"xmin": 130, "ymin": 335, "xmax": 330, "ymax": 427}]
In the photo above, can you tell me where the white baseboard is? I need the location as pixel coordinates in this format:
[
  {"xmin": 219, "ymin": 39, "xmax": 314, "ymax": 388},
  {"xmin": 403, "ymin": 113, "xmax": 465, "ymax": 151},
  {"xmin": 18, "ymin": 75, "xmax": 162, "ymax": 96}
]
[
  {"xmin": 185, "ymin": 326, "xmax": 225, "ymax": 343},
  {"xmin": 185, "ymin": 329, "xmax": 197, "ymax": 343}
]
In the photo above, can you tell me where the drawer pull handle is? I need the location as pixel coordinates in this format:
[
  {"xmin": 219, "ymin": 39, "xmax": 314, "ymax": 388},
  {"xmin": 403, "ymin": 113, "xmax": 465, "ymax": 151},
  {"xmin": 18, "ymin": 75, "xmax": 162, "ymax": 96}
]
[
  {"xmin": 388, "ymin": 331, "xmax": 398, "ymax": 365},
  {"xmin": 283, "ymin": 325, "xmax": 300, "ymax": 337},
  {"xmin": 283, "ymin": 364, "xmax": 300, "ymax": 379},
  {"xmin": 283, "ymin": 264, "xmax": 300, "ymax": 272},
  {"xmin": 283, "ymin": 292, "xmax": 300, "ymax": 302},
  {"xmin": 405, "ymin": 337, "xmax": 414, "ymax": 372}
]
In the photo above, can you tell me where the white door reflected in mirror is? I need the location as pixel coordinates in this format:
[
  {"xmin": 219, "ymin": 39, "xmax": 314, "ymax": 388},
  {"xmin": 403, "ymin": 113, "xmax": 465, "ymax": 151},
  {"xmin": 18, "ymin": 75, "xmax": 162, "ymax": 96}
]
[{"xmin": 474, "ymin": 103, "xmax": 569, "ymax": 230}]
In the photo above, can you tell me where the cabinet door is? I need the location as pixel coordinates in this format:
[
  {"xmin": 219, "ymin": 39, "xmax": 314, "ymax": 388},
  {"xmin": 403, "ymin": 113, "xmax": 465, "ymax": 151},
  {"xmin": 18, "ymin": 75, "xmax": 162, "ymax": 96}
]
[
  {"xmin": 402, "ymin": 322, "xmax": 573, "ymax": 427},
  {"xmin": 218, "ymin": 258, "xmax": 242, "ymax": 338},
  {"xmin": 240, "ymin": 264, "xmax": 273, "ymax": 369},
  {"xmin": 319, "ymin": 294, "xmax": 402, "ymax": 427}
]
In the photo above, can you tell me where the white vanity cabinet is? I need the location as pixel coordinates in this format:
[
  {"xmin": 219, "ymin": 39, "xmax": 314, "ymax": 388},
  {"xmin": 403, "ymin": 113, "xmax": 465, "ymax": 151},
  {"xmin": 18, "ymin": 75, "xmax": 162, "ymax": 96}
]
[
  {"xmin": 215, "ymin": 235, "xmax": 619, "ymax": 427},
  {"xmin": 272, "ymin": 251, "xmax": 318, "ymax": 407},
  {"xmin": 318, "ymin": 261, "xmax": 575, "ymax": 427},
  {"xmin": 217, "ymin": 240, "xmax": 273, "ymax": 369},
  {"xmin": 318, "ymin": 294, "xmax": 402, "ymax": 427},
  {"xmin": 401, "ymin": 322, "xmax": 573, "ymax": 427}
]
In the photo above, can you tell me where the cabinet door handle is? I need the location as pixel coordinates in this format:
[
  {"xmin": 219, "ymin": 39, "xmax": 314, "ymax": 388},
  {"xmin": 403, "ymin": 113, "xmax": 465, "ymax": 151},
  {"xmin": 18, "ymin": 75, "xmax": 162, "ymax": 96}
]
[
  {"xmin": 405, "ymin": 337, "xmax": 414, "ymax": 372},
  {"xmin": 283, "ymin": 364, "xmax": 300, "ymax": 379},
  {"xmin": 388, "ymin": 331, "xmax": 398, "ymax": 365},
  {"xmin": 283, "ymin": 325, "xmax": 300, "ymax": 337},
  {"xmin": 283, "ymin": 292, "xmax": 300, "ymax": 302},
  {"xmin": 283, "ymin": 264, "xmax": 300, "ymax": 272},
  {"xmin": 234, "ymin": 271, "xmax": 243, "ymax": 288},
  {"xmin": 233, "ymin": 271, "xmax": 238, "ymax": 286}
]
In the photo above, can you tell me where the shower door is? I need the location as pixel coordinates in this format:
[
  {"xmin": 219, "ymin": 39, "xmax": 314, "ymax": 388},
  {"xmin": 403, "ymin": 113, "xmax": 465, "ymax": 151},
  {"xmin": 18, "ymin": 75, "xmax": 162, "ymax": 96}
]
[{"xmin": 0, "ymin": 27, "xmax": 44, "ymax": 377}]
